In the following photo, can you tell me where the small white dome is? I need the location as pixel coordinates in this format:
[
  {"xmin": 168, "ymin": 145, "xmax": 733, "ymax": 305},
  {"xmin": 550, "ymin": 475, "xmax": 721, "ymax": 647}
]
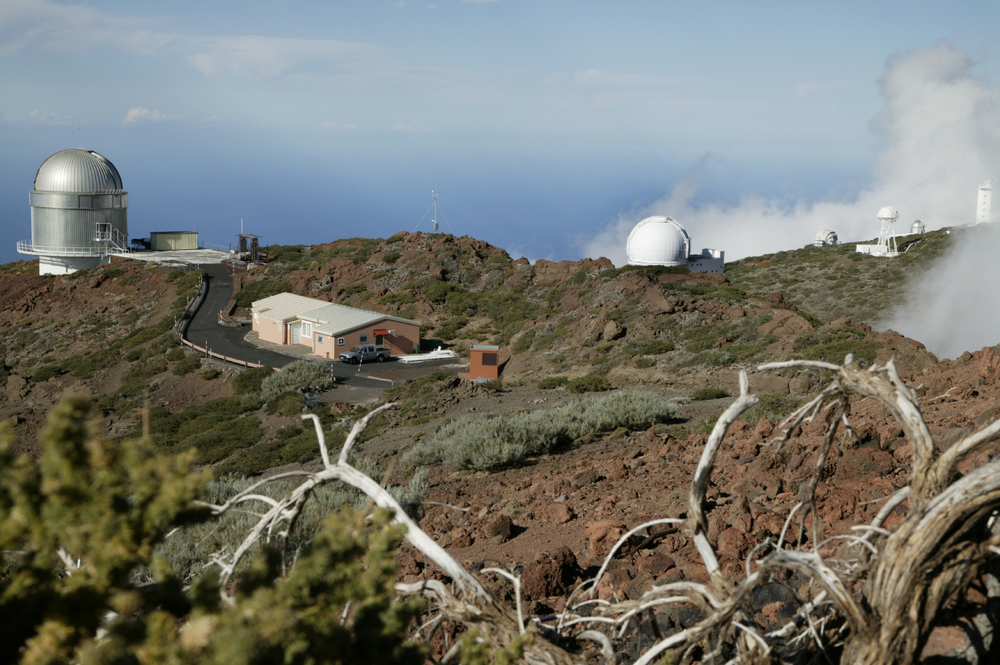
[
  {"xmin": 627, "ymin": 216, "xmax": 690, "ymax": 266},
  {"xmin": 911, "ymin": 220, "xmax": 925, "ymax": 234},
  {"xmin": 877, "ymin": 206, "xmax": 898, "ymax": 221},
  {"xmin": 34, "ymin": 149, "xmax": 123, "ymax": 194},
  {"xmin": 815, "ymin": 230, "xmax": 838, "ymax": 245}
]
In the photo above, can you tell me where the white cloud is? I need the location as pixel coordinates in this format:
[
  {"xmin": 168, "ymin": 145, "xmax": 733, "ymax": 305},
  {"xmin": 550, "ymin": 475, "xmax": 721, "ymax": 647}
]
[
  {"xmin": 319, "ymin": 121, "xmax": 357, "ymax": 130},
  {"xmin": 582, "ymin": 42, "xmax": 1000, "ymax": 357},
  {"xmin": 187, "ymin": 35, "xmax": 382, "ymax": 80},
  {"xmin": 584, "ymin": 42, "xmax": 999, "ymax": 264},
  {"xmin": 392, "ymin": 122, "xmax": 414, "ymax": 132},
  {"xmin": 121, "ymin": 107, "xmax": 168, "ymax": 124}
]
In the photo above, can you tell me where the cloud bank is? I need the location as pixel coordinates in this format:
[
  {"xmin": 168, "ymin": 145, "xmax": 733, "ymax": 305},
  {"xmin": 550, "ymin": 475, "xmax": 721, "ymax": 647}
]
[
  {"xmin": 583, "ymin": 42, "xmax": 1000, "ymax": 267},
  {"xmin": 583, "ymin": 42, "xmax": 1000, "ymax": 358}
]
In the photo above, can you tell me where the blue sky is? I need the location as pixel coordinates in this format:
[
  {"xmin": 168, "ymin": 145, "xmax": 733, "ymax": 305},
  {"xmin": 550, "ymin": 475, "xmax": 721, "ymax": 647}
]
[{"xmin": 2, "ymin": 0, "xmax": 998, "ymax": 265}]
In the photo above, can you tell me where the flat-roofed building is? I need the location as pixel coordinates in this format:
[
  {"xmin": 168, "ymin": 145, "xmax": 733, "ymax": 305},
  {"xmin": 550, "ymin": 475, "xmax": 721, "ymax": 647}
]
[{"xmin": 251, "ymin": 292, "xmax": 421, "ymax": 358}]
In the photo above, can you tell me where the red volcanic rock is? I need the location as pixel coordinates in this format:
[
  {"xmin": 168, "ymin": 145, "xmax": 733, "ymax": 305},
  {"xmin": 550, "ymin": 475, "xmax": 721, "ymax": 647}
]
[
  {"xmin": 755, "ymin": 417, "xmax": 774, "ymax": 440},
  {"xmin": 717, "ymin": 527, "xmax": 752, "ymax": 561},
  {"xmin": 484, "ymin": 514, "xmax": 513, "ymax": 543},
  {"xmin": 549, "ymin": 503, "xmax": 574, "ymax": 524},
  {"xmin": 759, "ymin": 309, "xmax": 815, "ymax": 337},
  {"xmin": 522, "ymin": 547, "xmax": 582, "ymax": 600},
  {"xmin": 584, "ymin": 520, "xmax": 627, "ymax": 562},
  {"xmin": 979, "ymin": 346, "xmax": 1000, "ymax": 385},
  {"xmin": 443, "ymin": 528, "xmax": 472, "ymax": 549}
]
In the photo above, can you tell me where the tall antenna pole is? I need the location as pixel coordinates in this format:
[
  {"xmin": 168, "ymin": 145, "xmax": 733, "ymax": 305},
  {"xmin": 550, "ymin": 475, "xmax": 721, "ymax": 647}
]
[{"xmin": 432, "ymin": 191, "xmax": 439, "ymax": 232}]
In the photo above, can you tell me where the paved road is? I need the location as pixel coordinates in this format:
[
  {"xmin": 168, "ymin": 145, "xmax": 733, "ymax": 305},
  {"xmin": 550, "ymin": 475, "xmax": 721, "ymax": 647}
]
[{"xmin": 184, "ymin": 263, "xmax": 456, "ymax": 388}]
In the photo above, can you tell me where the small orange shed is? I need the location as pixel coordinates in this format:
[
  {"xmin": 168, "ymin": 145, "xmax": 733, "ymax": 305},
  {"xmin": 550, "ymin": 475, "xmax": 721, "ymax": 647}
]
[{"xmin": 465, "ymin": 345, "xmax": 500, "ymax": 382}]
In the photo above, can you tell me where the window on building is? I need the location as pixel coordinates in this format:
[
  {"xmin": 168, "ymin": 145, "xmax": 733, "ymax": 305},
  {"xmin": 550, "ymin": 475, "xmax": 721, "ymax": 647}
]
[
  {"xmin": 338, "ymin": 337, "xmax": 345, "ymax": 346},
  {"xmin": 482, "ymin": 353, "xmax": 498, "ymax": 366},
  {"xmin": 359, "ymin": 335, "xmax": 369, "ymax": 343},
  {"xmin": 317, "ymin": 335, "xmax": 323, "ymax": 344},
  {"xmin": 301, "ymin": 321, "xmax": 312, "ymax": 337}
]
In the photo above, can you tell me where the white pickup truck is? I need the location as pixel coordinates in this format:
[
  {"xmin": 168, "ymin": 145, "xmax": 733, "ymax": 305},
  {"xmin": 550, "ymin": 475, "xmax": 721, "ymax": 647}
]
[{"xmin": 338, "ymin": 344, "xmax": 391, "ymax": 365}]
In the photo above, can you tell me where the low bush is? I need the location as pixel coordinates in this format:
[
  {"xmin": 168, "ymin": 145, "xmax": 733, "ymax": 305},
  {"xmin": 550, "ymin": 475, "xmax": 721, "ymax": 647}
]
[
  {"xmin": 634, "ymin": 357, "xmax": 656, "ymax": 369},
  {"xmin": 401, "ymin": 391, "xmax": 676, "ymax": 471},
  {"xmin": 261, "ymin": 360, "xmax": 331, "ymax": 402},
  {"xmin": 201, "ymin": 367, "xmax": 221, "ymax": 380},
  {"xmin": 172, "ymin": 354, "xmax": 202, "ymax": 376},
  {"xmin": 31, "ymin": 364, "xmax": 65, "ymax": 383},
  {"xmin": 635, "ymin": 339, "xmax": 675, "ymax": 355},
  {"xmin": 234, "ymin": 366, "xmax": 275, "ymax": 396},
  {"xmin": 383, "ymin": 251, "xmax": 401, "ymax": 264},
  {"xmin": 537, "ymin": 376, "xmax": 568, "ymax": 390},
  {"xmin": 691, "ymin": 387, "xmax": 729, "ymax": 401},
  {"xmin": 166, "ymin": 347, "xmax": 186, "ymax": 362},
  {"xmin": 566, "ymin": 374, "xmax": 611, "ymax": 394},
  {"xmin": 266, "ymin": 391, "xmax": 305, "ymax": 416}
]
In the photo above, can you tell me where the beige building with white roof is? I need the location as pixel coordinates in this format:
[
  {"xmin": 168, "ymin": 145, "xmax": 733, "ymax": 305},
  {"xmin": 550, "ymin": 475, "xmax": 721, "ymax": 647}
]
[{"xmin": 251, "ymin": 293, "xmax": 421, "ymax": 358}]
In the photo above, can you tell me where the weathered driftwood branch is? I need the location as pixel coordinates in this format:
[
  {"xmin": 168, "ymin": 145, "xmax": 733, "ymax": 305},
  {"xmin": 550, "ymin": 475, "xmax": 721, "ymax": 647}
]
[{"xmin": 200, "ymin": 357, "xmax": 1000, "ymax": 665}]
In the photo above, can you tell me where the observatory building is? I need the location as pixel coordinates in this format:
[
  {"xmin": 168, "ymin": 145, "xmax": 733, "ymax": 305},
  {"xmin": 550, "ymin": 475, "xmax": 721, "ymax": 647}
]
[
  {"xmin": 910, "ymin": 220, "xmax": 925, "ymax": 235},
  {"xmin": 856, "ymin": 206, "xmax": 900, "ymax": 258},
  {"xmin": 978, "ymin": 179, "xmax": 994, "ymax": 224},
  {"xmin": 626, "ymin": 216, "xmax": 724, "ymax": 274},
  {"xmin": 17, "ymin": 149, "xmax": 130, "ymax": 275},
  {"xmin": 812, "ymin": 230, "xmax": 838, "ymax": 247}
]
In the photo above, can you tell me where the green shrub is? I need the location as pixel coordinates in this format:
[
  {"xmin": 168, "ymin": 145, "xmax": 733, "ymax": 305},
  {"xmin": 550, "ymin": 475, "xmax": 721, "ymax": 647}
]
[
  {"xmin": 635, "ymin": 339, "xmax": 675, "ymax": 355},
  {"xmin": 378, "ymin": 291, "xmax": 416, "ymax": 305},
  {"xmin": 691, "ymin": 387, "xmax": 729, "ymax": 401},
  {"xmin": 266, "ymin": 391, "xmax": 305, "ymax": 416},
  {"xmin": 102, "ymin": 267, "xmax": 125, "ymax": 279},
  {"xmin": 385, "ymin": 234, "xmax": 405, "ymax": 244},
  {"xmin": 383, "ymin": 251, "xmax": 401, "ymax": 264},
  {"xmin": 234, "ymin": 366, "xmax": 275, "ymax": 395},
  {"xmin": 401, "ymin": 391, "xmax": 676, "ymax": 471},
  {"xmin": 31, "ymin": 364, "xmax": 65, "ymax": 383},
  {"xmin": 201, "ymin": 367, "xmax": 222, "ymax": 380},
  {"xmin": 566, "ymin": 374, "xmax": 611, "ymax": 394},
  {"xmin": 344, "ymin": 283, "xmax": 367, "ymax": 295},
  {"xmin": 741, "ymin": 393, "xmax": 802, "ymax": 424},
  {"xmin": 511, "ymin": 328, "xmax": 537, "ymax": 354},
  {"xmin": 172, "ymin": 353, "xmax": 202, "ymax": 376},
  {"xmin": 634, "ymin": 357, "xmax": 656, "ymax": 369},
  {"xmin": 537, "ymin": 376, "xmax": 569, "ymax": 389},
  {"xmin": 166, "ymin": 347, "xmax": 186, "ymax": 362},
  {"xmin": 261, "ymin": 360, "xmax": 331, "ymax": 402}
]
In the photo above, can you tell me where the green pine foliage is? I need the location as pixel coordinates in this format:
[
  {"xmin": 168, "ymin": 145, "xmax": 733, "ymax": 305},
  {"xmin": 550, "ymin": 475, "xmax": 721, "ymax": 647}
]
[{"xmin": 0, "ymin": 396, "xmax": 427, "ymax": 664}]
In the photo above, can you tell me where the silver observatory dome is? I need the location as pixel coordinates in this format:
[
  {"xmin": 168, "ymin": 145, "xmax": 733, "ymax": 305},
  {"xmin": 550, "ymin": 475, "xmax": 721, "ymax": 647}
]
[
  {"xmin": 19, "ymin": 149, "xmax": 129, "ymax": 275},
  {"xmin": 34, "ymin": 149, "xmax": 124, "ymax": 194}
]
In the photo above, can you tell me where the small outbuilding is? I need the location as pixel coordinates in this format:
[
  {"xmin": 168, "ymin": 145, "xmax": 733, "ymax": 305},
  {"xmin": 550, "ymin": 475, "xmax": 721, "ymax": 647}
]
[
  {"xmin": 251, "ymin": 293, "xmax": 421, "ymax": 358},
  {"xmin": 463, "ymin": 345, "xmax": 500, "ymax": 382},
  {"xmin": 151, "ymin": 231, "xmax": 198, "ymax": 251}
]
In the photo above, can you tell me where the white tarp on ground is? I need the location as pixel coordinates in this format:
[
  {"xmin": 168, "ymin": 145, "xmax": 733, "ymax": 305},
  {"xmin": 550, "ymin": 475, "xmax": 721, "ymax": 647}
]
[{"xmin": 396, "ymin": 347, "xmax": 459, "ymax": 363}]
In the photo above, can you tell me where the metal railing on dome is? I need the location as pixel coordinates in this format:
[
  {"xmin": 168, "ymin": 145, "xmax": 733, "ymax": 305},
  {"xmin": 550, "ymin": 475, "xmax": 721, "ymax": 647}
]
[{"xmin": 16, "ymin": 241, "xmax": 109, "ymax": 257}]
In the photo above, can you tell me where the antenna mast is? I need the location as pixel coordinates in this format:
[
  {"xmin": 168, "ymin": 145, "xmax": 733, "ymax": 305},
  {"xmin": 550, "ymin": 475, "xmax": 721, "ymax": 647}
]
[{"xmin": 432, "ymin": 191, "xmax": 439, "ymax": 232}]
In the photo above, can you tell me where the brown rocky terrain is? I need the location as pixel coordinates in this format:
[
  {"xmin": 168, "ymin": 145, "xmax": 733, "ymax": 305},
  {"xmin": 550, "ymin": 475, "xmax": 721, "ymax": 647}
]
[{"xmin": 1, "ymin": 231, "xmax": 997, "ymax": 661}]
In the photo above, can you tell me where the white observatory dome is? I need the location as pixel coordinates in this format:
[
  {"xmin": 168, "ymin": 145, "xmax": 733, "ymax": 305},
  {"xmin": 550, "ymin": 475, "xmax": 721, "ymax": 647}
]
[
  {"xmin": 815, "ymin": 230, "xmax": 838, "ymax": 245},
  {"xmin": 877, "ymin": 206, "xmax": 899, "ymax": 221},
  {"xmin": 627, "ymin": 216, "xmax": 691, "ymax": 266},
  {"xmin": 911, "ymin": 220, "xmax": 925, "ymax": 234},
  {"xmin": 34, "ymin": 149, "xmax": 123, "ymax": 194}
]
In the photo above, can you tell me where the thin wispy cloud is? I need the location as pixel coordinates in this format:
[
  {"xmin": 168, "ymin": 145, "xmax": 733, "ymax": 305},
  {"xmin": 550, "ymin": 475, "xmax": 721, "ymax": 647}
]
[
  {"xmin": 121, "ymin": 107, "xmax": 169, "ymax": 124},
  {"xmin": 319, "ymin": 121, "xmax": 357, "ymax": 131}
]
